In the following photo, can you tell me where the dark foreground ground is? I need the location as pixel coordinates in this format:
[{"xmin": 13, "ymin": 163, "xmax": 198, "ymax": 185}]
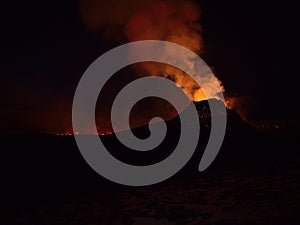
[{"xmin": 0, "ymin": 125, "xmax": 299, "ymax": 224}]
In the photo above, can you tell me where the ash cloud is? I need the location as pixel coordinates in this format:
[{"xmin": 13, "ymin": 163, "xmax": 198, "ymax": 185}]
[{"xmin": 79, "ymin": 0, "xmax": 225, "ymax": 101}]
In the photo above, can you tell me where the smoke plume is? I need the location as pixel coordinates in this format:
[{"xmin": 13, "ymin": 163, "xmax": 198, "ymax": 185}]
[{"xmin": 79, "ymin": 0, "xmax": 225, "ymax": 101}]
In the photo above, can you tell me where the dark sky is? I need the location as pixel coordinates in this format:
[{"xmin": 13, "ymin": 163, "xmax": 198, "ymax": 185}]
[{"xmin": 0, "ymin": 0, "xmax": 292, "ymax": 133}]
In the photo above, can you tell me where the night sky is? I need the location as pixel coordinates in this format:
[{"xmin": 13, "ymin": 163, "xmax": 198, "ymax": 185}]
[{"xmin": 0, "ymin": 0, "xmax": 292, "ymax": 133}]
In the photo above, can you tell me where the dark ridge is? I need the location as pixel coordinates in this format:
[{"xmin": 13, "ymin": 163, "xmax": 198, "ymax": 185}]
[
  {"xmin": 0, "ymin": 99, "xmax": 298, "ymax": 215},
  {"xmin": 102, "ymin": 98, "xmax": 257, "ymax": 168}
]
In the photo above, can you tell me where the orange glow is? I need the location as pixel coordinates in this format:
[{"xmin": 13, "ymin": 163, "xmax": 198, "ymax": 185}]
[
  {"xmin": 193, "ymin": 89, "xmax": 207, "ymax": 102},
  {"xmin": 76, "ymin": 0, "xmax": 248, "ymax": 135}
]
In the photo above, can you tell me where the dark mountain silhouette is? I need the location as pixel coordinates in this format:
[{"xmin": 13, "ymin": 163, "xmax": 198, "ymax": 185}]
[
  {"xmin": 0, "ymin": 99, "xmax": 298, "ymax": 224},
  {"xmin": 101, "ymin": 98, "xmax": 257, "ymax": 169}
]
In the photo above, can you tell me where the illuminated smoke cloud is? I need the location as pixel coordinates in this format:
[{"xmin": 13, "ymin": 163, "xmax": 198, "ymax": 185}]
[{"xmin": 79, "ymin": 0, "xmax": 225, "ymax": 101}]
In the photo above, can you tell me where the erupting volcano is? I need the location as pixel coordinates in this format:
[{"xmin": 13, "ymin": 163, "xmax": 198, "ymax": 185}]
[
  {"xmin": 77, "ymin": 0, "xmax": 242, "ymax": 135},
  {"xmin": 1, "ymin": 0, "xmax": 296, "ymax": 224}
]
